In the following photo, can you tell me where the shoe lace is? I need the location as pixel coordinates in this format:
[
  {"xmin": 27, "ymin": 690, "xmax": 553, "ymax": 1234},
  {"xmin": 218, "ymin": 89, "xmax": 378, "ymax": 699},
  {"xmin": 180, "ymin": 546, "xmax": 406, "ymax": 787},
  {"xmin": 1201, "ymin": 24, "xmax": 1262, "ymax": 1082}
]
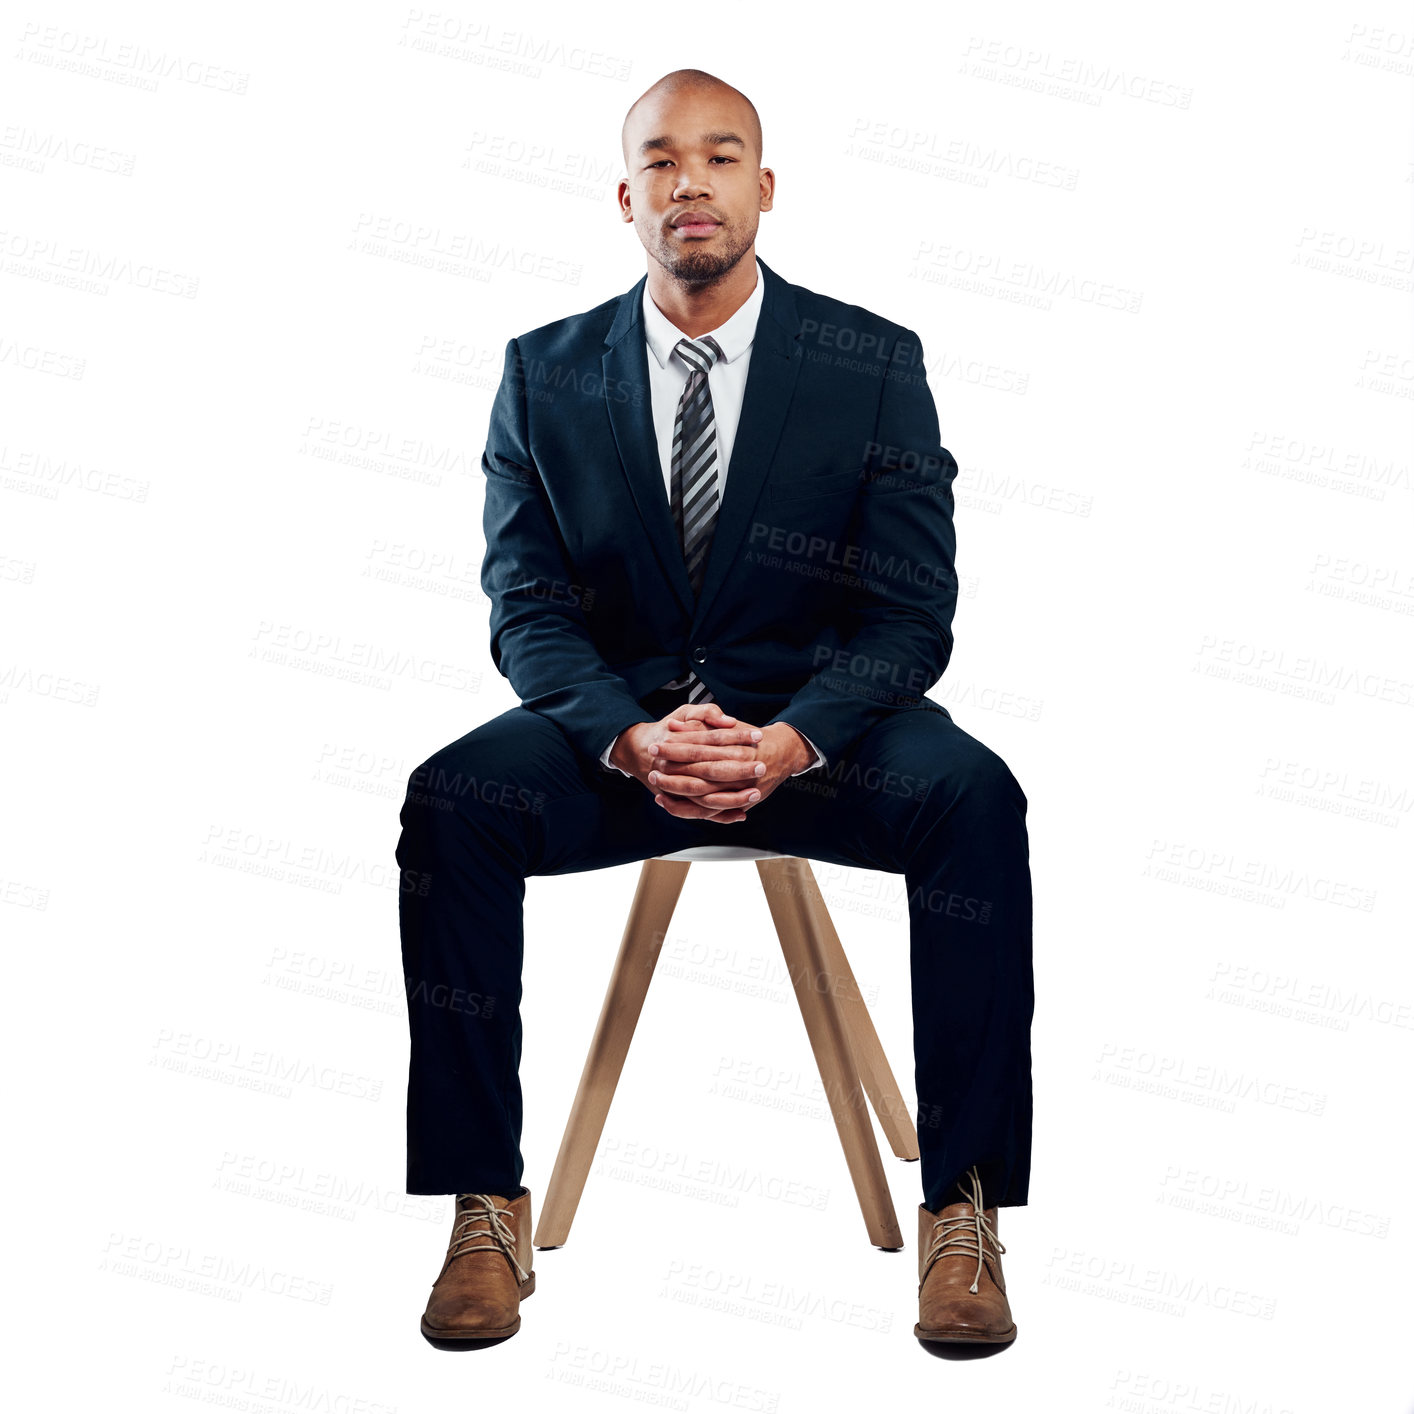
[
  {"xmin": 450, "ymin": 1193, "xmax": 530, "ymax": 1283},
  {"xmin": 923, "ymin": 1165, "xmax": 1006, "ymax": 1295}
]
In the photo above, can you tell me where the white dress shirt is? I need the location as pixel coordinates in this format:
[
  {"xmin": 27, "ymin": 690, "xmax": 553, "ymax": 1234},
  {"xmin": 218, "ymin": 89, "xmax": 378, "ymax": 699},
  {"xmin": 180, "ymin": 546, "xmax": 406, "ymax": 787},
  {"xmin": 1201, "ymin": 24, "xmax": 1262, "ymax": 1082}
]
[{"xmin": 599, "ymin": 257, "xmax": 827, "ymax": 779}]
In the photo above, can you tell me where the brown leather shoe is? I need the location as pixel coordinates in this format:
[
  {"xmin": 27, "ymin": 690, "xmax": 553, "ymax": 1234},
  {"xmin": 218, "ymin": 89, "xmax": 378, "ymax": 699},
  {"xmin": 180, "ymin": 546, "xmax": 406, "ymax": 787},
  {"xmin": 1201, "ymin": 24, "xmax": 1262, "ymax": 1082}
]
[
  {"xmin": 420, "ymin": 1188, "xmax": 536, "ymax": 1345},
  {"xmin": 914, "ymin": 1165, "xmax": 1016, "ymax": 1345}
]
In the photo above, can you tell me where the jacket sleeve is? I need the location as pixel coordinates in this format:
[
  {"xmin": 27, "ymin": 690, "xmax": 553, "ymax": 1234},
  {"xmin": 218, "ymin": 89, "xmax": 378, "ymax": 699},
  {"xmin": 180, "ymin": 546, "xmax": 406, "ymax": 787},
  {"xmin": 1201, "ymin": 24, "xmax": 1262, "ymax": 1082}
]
[
  {"xmin": 480, "ymin": 336, "xmax": 652, "ymax": 763},
  {"xmin": 761, "ymin": 328, "xmax": 958, "ymax": 765}
]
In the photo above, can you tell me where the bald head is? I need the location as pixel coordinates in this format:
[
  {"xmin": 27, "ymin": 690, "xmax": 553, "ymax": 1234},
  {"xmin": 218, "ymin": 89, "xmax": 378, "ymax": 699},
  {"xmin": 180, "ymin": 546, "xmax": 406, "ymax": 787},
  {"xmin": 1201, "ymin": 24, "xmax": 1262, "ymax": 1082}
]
[
  {"xmin": 617, "ymin": 68, "xmax": 774, "ymax": 290},
  {"xmin": 621, "ymin": 68, "xmax": 763, "ymax": 170}
]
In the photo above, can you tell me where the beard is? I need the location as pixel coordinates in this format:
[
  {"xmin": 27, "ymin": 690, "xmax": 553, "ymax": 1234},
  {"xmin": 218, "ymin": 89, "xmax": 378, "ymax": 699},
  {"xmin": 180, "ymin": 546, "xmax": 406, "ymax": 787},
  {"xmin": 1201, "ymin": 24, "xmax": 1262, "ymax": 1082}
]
[{"xmin": 651, "ymin": 222, "xmax": 751, "ymax": 287}]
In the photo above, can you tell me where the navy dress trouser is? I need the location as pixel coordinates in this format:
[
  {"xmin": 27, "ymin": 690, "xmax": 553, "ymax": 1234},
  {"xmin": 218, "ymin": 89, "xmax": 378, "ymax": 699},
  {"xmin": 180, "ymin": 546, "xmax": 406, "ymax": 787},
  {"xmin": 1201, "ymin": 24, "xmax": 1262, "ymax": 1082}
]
[{"xmin": 395, "ymin": 692, "xmax": 1034, "ymax": 1213}]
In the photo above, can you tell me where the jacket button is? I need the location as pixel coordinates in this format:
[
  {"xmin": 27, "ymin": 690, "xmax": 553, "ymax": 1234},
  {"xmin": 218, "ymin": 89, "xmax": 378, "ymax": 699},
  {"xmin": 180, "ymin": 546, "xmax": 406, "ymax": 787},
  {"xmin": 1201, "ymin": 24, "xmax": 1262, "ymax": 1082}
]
[{"xmin": 691, "ymin": 645, "xmax": 708, "ymax": 664}]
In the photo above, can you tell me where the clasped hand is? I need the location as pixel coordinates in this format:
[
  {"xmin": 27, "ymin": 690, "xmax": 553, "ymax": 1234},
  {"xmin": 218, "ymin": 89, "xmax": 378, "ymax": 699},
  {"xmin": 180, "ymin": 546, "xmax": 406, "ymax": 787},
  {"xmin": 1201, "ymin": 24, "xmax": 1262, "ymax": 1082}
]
[{"xmin": 607, "ymin": 703, "xmax": 812, "ymax": 822}]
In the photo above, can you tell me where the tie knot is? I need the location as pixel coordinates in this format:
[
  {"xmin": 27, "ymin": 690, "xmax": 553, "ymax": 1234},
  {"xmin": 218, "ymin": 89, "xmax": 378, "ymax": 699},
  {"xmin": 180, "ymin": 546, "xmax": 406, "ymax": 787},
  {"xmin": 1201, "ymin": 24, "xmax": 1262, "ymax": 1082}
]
[{"xmin": 676, "ymin": 335, "xmax": 722, "ymax": 375}]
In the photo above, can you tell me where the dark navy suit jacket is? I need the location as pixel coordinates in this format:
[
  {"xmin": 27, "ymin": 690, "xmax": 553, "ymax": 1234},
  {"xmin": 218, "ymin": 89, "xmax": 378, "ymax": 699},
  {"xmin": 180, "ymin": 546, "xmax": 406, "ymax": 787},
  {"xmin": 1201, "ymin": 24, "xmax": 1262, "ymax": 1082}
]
[{"xmin": 479, "ymin": 255, "xmax": 959, "ymax": 769}]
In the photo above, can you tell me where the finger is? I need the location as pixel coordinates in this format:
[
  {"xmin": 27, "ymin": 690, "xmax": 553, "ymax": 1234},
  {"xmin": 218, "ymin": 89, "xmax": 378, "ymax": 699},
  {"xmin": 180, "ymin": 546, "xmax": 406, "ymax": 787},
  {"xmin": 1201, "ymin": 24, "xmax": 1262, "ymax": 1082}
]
[
  {"xmin": 663, "ymin": 725, "xmax": 763, "ymax": 745},
  {"xmin": 669, "ymin": 703, "xmax": 737, "ymax": 726},
  {"xmin": 652, "ymin": 758, "xmax": 766, "ymax": 781},
  {"xmin": 697, "ymin": 788, "xmax": 763, "ymax": 807},
  {"xmin": 654, "ymin": 792, "xmax": 738, "ymax": 819},
  {"xmin": 654, "ymin": 775, "xmax": 763, "ymax": 797},
  {"xmin": 697, "ymin": 702, "xmax": 737, "ymax": 723},
  {"xmin": 653, "ymin": 743, "xmax": 763, "ymax": 765},
  {"xmin": 651, "ymin": 772, "xmax": 762, "ymax": 805},
  {"xmin": 651, "ymin": 766, "xmax": 763, "ymax": 796},
  {"xmin": 646, "ymin": 768, "xmax": 717, "ymax": 796}
]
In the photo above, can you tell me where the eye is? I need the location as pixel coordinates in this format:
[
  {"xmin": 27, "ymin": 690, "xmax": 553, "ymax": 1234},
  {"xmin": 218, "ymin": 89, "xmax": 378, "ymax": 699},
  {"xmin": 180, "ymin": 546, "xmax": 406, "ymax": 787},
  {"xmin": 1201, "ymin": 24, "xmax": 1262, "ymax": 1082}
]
[{"xmin": 646, "ymin": 156, "xmax": 736, "ymax": 169}]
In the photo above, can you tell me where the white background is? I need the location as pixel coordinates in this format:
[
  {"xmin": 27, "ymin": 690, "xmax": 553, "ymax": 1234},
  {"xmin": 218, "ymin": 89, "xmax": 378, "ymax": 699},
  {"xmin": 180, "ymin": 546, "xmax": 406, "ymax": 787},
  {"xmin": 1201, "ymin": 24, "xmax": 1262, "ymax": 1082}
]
[{"xmin": 5, "ymin": 1, "xmax": 1412, "ymax": 1408}]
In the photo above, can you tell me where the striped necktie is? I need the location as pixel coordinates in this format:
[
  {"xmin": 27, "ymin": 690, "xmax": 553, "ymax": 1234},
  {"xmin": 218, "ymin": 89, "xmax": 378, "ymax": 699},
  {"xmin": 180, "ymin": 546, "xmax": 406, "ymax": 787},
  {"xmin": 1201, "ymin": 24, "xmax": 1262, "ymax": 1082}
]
[{"xmin": 668, "ymin": 334, "xmax": 722, "ymax": 705}]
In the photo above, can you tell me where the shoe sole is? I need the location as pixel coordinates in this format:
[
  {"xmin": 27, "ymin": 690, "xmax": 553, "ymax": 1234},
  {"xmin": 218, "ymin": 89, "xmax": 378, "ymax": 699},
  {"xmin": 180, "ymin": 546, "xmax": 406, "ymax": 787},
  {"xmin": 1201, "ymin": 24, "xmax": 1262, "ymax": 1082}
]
[
  {"xmin": 420, "ymin": 1271, "xmax": 536, "ymax": 1345},
  {"xmin": 913, "ymin": 1319, "xmax": 1016, "ymax": 1345}
]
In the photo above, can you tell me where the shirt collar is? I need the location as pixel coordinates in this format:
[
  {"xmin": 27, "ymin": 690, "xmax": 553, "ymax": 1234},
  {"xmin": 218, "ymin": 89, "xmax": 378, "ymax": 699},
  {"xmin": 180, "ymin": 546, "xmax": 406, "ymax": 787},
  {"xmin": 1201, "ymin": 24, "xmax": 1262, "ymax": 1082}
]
[{"xmin": 641, "ymin": 257, "xmax": 765, "ymax": 370}]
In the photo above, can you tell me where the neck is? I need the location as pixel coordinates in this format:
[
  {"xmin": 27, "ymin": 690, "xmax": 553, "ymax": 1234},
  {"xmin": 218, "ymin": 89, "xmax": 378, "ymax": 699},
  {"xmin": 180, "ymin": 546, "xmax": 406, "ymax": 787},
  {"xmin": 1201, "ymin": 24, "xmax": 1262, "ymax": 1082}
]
[{"xmin": 645, "ymin": 248, "xmax": 759, "ymax": 339}]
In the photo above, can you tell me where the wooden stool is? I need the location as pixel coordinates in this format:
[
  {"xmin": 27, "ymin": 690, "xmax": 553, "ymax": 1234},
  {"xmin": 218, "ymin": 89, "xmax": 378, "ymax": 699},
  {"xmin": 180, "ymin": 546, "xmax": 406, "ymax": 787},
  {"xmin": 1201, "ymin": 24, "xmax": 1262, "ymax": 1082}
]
[{"xmin": 532, "ymin": 845, "xmax": 919, "ymax": 1252}]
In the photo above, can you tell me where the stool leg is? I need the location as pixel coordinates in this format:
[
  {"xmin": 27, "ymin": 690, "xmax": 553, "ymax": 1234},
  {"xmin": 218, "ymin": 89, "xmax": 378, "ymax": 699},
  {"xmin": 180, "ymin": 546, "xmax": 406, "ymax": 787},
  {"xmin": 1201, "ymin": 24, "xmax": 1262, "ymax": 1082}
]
[
  {"xmin": 756, "ymin": 857, "xmax": 903, "ymax": 1250},
  {"xmin": 533, "ymin": 857, "xmax": 691, "ymax": 1248},
  {"xmin": 798, "ymin": 868, "xmax": 920, "ymax": 1161}
]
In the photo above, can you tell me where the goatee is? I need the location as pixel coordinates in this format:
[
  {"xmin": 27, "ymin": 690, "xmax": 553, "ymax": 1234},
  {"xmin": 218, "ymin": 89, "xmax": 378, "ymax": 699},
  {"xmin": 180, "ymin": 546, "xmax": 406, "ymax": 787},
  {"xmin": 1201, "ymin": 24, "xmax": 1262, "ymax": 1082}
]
[{"xmin": 661, "ymin": 240, "xmax": 749, "ymax": 289}]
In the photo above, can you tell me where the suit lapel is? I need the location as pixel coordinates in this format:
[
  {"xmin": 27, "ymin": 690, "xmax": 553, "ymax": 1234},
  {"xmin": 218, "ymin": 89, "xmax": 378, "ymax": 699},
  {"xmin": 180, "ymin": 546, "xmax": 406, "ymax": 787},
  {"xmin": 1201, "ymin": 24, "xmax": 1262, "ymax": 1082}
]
[
  {"xmin": 602, "ymin": 279, "xmax": 696, "ymax": 616},
  {"xmin": 601, "ymin": 256, "xmax": 803, "ymax": 626},
  {"xmin": 691, "ymin": 258, "xmax": 801, "ymax": 626}
]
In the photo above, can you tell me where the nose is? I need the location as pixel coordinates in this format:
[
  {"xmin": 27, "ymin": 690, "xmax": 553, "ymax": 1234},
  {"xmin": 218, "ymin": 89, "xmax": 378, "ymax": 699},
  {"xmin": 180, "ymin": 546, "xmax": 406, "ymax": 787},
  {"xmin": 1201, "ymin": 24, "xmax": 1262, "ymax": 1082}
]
[{"xmin": 672, "ymin": 164, "xmax": 714, "ymax": 200}]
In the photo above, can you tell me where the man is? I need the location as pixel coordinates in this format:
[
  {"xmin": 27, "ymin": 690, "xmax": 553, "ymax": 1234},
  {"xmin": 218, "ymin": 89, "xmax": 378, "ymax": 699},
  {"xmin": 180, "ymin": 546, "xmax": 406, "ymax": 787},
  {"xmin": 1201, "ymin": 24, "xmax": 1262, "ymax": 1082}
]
[{"xmin": 396, "ymin": 68, "xmax": 1033, "ymax": 1350}]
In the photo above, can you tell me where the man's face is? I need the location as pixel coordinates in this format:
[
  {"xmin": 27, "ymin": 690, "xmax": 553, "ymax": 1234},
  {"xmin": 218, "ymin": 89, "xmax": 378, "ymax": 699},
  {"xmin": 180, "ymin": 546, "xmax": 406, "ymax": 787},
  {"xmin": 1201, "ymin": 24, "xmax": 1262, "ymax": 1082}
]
[{"xmin": 619, "ymin": 87, "xmax": 773, "ymax": 286}]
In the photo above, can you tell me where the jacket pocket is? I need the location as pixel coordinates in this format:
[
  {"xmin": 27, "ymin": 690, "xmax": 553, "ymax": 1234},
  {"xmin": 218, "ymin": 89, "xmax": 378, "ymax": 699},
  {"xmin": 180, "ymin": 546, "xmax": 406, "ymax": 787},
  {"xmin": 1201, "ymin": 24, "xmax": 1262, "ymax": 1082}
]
[{"xmin": 767, "ymin": 466, "xmax": 864, "ymax": 501}]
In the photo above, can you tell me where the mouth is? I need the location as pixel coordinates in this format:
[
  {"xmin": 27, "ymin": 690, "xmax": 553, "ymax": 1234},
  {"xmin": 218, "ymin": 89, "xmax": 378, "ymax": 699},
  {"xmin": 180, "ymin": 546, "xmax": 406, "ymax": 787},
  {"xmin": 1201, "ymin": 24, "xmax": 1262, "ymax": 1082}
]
[{"xmin": 671, "ymin": 212, "xmax": 722, "ymax": 237}]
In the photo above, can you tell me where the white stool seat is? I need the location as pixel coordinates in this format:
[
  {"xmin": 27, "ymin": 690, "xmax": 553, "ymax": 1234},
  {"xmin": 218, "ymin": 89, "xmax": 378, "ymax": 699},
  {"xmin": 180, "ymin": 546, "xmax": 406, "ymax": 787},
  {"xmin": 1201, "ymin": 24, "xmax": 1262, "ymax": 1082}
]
[{"xmin": 654, "ymin": 844, "xmax": 789, "ymax": 862}]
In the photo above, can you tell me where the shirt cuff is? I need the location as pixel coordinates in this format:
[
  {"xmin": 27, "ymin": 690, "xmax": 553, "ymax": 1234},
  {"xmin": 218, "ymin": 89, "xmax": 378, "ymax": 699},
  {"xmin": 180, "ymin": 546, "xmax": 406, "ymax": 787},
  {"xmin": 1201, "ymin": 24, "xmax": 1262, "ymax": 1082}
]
[
  {"xmin": 787, "ymin": 729, "xmax": 828, "ymax": 777},
  {"xmin": 599, "ymin": 731, "xmax": 633, "ymax": 776}
]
